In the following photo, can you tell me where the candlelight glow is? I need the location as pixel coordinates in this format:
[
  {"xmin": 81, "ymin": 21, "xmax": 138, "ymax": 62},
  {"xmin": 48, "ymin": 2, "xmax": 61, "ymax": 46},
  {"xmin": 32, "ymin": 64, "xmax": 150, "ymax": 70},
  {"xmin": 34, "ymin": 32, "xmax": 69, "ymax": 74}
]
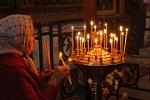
[
  {"xmin": 78, "ymin": 32, "xmax": 80, "ymax": 36},
  {"xmin": 125, "ymin": 28, "xmax": 128, "ymax": 32},
  {"xmin": 84, "ymin": 25, "xmax": 86, "ymax": 29},
  {"xmin": 71, "ymin": 26, "xmax": 74, "ymax": 30},
  {"xmin": 95, "ymin": 38, "xmax": 98, "ymax": 43},
  {"xmin": 100, "ymin": 31, "xmax": 103, "ymax": 36},
  {"xmin": 90, "ymin": 21, "xmax": 94, "ymax": 26},
  {"xmin": 59, "ymin": 52, "xmax": 62, "ymax": 58},
  {"xmin": 87, "ymin": 34, "xmax": 90, "ymax": 39},
  {"xmin": 120, "ymin": 26, "xmax": 123, "ymax": 31},
  {"xmin": 69, "ymin": 22, "xmax": 128, "ymax": 65},
  {"xmin": 94, "ymin": 25, "xmax": 97, "ymax": 31},
  {"xmin": 110, "ymin": 39, "xmax": 113, "ymax": 43},
  {"xmin": 104, "ymin": 29, "xmax": 107, "ymax": 33}
]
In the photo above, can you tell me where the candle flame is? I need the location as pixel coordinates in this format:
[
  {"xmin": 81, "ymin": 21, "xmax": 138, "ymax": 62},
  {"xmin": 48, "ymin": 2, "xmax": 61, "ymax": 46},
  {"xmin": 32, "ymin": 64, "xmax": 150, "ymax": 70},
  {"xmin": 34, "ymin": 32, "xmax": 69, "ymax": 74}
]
[
  {"xmin": 95, "ymin": 38, "xmax": 98, "ymax": 43},
  {"xmin": 78, "ymin": 32, "xmax": 80, "ymax": 36},
  {"xmin": 125, "ymin": 28, "xmax": 128, "ymax": 32},
  {"xmin": 104, "ymin": 29, "xmax": 107, "ymax": 33},
  {"xmin": 87, "ymin": 34, "xmax": 90, "ymax": 39},
  {"xmin": 79, "ymin": 37, "xmax": 82, "ymax": 41},
  {"xmin": 110, "ymin": 33, "xmax": 113, "ymax": 37},
  {"xmin": 120, "ymin": 26, "xmax": 123, "ymax": 31},
  {"xmin": 115, "ymin": 37, "xmax": 118, "ymax": 41},
  {"xmin": 94, "ymin": 25, "xmax": 97, "ymax": 29},
  {"xmin": 104, "ymin": 23, "xmax": 107, "ymax": 26},
  {"xmin": 90, "ymin": 21, "xmax": 94, "ymax": 26},
  {"xmin": 71, "ymin": 26, "xmax": 74, "ymax": 30},
  {"xmin": 82, "ymin": 38, "xmax": 85, "ymax": 42},
  {"xmin": 84, "ymin": 25, "xmax": 86, "ymax": 29},
  {"xmin": 110, "ymin": 39, "xmax": 113, "ymax": 43},
  {"xmin": 122, "ymin": 32, "xmax": 124, "ymax": 35},
  {"xmin": 59, "ymin": 52, "xmax": 62, "ymax": 58},
  {"xmin": 100, "ymin": 31, "xmax": 103, "ymax": 36}
]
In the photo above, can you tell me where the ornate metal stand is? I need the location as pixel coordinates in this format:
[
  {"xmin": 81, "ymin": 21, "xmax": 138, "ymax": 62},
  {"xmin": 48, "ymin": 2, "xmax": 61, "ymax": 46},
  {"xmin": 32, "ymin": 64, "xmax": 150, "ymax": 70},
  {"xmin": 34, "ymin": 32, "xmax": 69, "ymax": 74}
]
[{"xmin": 73, "ymin": 61, "xmax": 125, "ymax": 100}]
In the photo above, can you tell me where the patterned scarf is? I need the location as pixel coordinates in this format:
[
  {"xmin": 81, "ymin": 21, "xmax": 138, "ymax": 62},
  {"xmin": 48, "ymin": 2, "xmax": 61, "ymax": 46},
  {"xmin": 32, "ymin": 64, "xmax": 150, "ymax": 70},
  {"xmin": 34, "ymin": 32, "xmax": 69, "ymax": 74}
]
[{"xmin": 0, "ymin": 14, "xmax": 38, "ymax": 75}]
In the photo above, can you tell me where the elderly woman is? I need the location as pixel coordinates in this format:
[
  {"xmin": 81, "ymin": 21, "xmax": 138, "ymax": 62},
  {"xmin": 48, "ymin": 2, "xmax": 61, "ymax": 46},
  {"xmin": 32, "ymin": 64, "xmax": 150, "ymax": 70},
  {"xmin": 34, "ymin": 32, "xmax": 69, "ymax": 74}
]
[{"xmin": 0, "ymin": 14, "xmax": 68, "ymax": 100}]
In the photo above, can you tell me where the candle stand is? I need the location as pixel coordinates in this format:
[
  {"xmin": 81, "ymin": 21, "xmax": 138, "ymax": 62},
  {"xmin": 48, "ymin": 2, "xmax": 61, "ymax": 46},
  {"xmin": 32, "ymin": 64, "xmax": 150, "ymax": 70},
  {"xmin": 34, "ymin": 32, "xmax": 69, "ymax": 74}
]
[
  {"xmin": 67, "ymin": 23, "xmax": 128, "ymax": 100},
  {"xmin": 69, "ymin": 48, "xmax": 126, "ymax": 100}
]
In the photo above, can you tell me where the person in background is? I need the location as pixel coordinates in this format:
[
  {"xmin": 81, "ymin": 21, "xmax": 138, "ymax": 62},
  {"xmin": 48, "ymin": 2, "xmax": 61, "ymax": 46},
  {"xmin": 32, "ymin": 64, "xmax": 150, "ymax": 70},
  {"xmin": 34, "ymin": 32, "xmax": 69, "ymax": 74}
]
[{"xmin": 0, "ymin": 14, "xmax": 69, "ymax": 100}]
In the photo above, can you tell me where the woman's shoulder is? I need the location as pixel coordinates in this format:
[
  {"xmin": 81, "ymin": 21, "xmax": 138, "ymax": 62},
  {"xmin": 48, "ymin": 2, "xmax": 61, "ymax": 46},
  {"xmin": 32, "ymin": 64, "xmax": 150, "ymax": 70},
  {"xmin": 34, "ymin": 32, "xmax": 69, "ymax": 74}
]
[{"xmin": 0, "ymin": 53, "xmax": 27, "ymax": 70}]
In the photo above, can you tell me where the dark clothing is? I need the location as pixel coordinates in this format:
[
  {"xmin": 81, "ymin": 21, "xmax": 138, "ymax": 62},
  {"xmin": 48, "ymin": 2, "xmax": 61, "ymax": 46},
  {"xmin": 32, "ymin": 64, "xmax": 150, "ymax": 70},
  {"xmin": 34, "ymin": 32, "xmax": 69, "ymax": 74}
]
[{"xmin": 0, "ymin": 53, "xmax": 58, "ymax": 100}]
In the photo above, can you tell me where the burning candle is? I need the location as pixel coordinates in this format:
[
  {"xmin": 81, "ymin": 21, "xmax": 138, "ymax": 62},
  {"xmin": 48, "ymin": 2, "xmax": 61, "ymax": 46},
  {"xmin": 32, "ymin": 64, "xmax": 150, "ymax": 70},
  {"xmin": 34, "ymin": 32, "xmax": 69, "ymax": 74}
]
[
  {"xmin": 87, "ymin": 34, "xmax": 90, "ymax": 52},
  {"xmin": 105, "ymin": 23, "xmax": 108, "ymax": 49},
  {"xmin": 104, "ymin": 29, "xmax": 107, "ymax": 49},
  {"xmin": 79, "ymin": 37, "xmax": 82, "ymax": 51},
  {"xmin": 90, "ymin": 21, "xmax": 94, "ymax": 48},
  {"xmin": 82, "ymin": 38, "xmax": 85, "ymax": 52},
  {"xmin": 119, "ymin": 26, "xmax": 123, "ymax": 52},
  {"xmin": 113, "ymin": 34, "xmax": 116, "ymax": 51},
  {"xmin": 115, "ymin": 37, "xmax": 118, "ymax": 51},
  {"xmin": 78, "ymin": 31, "xmax": 80, "ymax": 36},
  {"xmin": 83, "ymin": 25, "xmax": 86, "ymax": 50},
  {"xmin": 94, "ymin": 25, "xmax": 97, "ymax": 32},
  {"xmin": 95, "ymin": 38, "xmax": 98, "ymax": 48},
  {"xmin": 76, "ymin": 35, "xmax": 79, "ymax": 55},
  {"xmin": 71, "ymin": 26, "xmax": 74, "ymax": 52},
  {"xmin": 59, "ymin": 52, "xmax": 72, "ymax": 85},
  {"xmin": 100, "ymin": 31, "xmax": 103, "ymax": 56},
  {"xmin": 110, "ymin": 39, "xmax": 113, "ymax": 54},
  {"xmin": 124, "ymin": 28, "xmax": 128, "ymax": 53},
  {"xmin": 121, "ymin": 32, "xmax": 124, "ymax": 53},
  {"xmin": 90, "ymin": 21, "xmax": 94, "ymax": 33}
]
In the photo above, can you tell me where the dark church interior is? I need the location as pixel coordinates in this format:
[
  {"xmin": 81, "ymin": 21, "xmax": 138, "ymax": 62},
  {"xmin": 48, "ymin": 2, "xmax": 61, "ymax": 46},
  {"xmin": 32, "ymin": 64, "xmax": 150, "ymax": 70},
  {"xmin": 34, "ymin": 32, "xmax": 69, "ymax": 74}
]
[{"xmin": 0, "ymin": 0, "xmax": 150, "ymax": 100}]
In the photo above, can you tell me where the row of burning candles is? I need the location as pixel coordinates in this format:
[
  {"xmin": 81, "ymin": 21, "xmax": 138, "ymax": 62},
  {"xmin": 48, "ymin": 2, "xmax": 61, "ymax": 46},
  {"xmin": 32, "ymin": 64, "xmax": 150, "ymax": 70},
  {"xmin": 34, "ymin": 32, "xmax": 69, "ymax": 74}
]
[{"xmin": 71, "ymin": 21, "xmax": 129, "ymax": 55}]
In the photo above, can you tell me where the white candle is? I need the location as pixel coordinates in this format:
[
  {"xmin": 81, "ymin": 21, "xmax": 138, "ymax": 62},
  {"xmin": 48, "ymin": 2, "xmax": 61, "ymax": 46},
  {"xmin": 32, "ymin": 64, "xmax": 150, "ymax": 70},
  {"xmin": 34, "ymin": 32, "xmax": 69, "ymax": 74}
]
[
  {"xmin": 119, "ymin": 26, "xmax": 123, "ymax": 52},
  {"xmin": 90, "ymin": 21, "xmax": 94, "ymax": 33},
  {"xmin": 115, "ymin": 37, "xmax": 118, "ymax": 51},
  {"xmin": 82, "ymin": 38, "xmax": 85, "ymax": 52},
  {"xmin": 110, "ymin": 39, "xmax": 113, "ymax": 54},
  {"xmin": 76, "ymin": 36, "xmax": 79, "ymax": 55},
  {"xmin": 104, "ymin": 29, "xmax": 106, "ymax": 48},
  {"xmin": 121, "ymin": 32, "xmax": 124, "ymax": 53},
  {"xmin": 59, "ymin": 52, "xmax": 72, "ymax": 85},
  {"xmin": 71, "ymin": 26, "xmax": 74, "ymax": 52},
  {"xmin": 94, "ymin": 25, "xmax": 97, "ymax": 32},
  {"xmin": 100, "ymin": 31, "xmax": 103, "ymax": 56},
  {"xmin": 90, "ymin": 21, "xmax": 94, "ymax": 48},
  {"xmin": 95, "ymin": 38, "xmax": 98, "ymax": 47},
  {"xmin": 105, "ymin": 23, "xmax": 108, "ymax": 49},
  {"xmin": 87, "ymin": 34, "xmax": 90, "ymax": 52},
  {"xmin": 83, "ymin": 25, "xmax": 86, "ymax": 50},
  {"xmin": 124, "ymin": 28, "xmax": 128, "ymax": 53},
  {"xmin": 79, "ymin": 37, "xmax": 82, "ymax": 51}
]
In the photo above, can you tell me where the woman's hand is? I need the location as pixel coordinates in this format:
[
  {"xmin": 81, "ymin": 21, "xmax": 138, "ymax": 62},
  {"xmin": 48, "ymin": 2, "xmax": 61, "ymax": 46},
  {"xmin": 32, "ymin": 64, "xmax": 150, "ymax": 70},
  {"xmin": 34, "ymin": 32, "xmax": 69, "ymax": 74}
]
[
  {"xmin": 39, "ymin": 67, "xmax": 53, "ymax": 83},
  {"xmin": 48, "ymin": 66, "xmax": 70, "ymax": 87}
]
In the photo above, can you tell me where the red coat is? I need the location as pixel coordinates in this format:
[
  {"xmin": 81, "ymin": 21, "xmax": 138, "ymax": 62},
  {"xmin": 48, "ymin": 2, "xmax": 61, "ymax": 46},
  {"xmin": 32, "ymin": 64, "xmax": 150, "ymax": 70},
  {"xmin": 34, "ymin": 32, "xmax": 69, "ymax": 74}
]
[{"xmin": 0, "ymin": 53, "xmax": 58, "ymax": 100}]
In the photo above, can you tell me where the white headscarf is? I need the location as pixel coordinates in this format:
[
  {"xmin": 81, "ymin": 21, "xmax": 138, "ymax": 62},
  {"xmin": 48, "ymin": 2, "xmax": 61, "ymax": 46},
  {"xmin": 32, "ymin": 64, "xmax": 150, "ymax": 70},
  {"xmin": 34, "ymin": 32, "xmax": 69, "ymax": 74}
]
[
  {"xmin": 0, "ymin": 14, "xmax": 39, "ymax": 75},
  {"xmin": 0, "ymin": 14, "xmax": 34, "ymax": 55}
]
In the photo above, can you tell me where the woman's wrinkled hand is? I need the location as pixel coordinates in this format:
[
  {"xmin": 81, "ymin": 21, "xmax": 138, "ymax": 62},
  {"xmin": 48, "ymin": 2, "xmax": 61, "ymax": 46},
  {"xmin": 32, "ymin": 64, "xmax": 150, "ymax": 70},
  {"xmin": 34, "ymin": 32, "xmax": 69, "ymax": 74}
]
[
  {"xmin": 39, "ymin": 67, "xmax": 53, "ymax": 83},
  {"xmin": 48, "ymin": 66, "xmax": 70, "ymax": 87}
]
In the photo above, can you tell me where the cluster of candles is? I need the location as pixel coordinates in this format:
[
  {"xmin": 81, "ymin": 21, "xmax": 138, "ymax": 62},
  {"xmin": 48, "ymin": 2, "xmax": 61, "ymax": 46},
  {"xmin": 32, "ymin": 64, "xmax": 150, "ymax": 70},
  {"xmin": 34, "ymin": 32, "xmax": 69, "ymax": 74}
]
[{"xmin": 70, "ymin": 21, "xmax": 129, "ymax": 64}]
